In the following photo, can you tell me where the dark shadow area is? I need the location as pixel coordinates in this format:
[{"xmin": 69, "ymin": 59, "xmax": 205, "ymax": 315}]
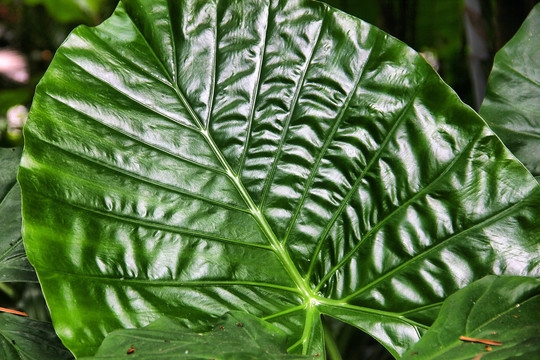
[{"xmin": 323, "ymin": 315, "xmax": 395, "ymax": 360}]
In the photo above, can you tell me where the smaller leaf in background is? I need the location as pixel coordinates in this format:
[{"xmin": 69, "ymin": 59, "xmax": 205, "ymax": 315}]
[
  {"xmin": 0, "ymin": 147, "xmax": 36, "ymax": 283},
  {"xmin": 480, "ymin": 3, "xmax": 540, "ymax": 180},
  {"xmin": 401, "ymin": 276, "xmax": 540, "ymax": 359},
  {"xmin": 0, "ymin": 313, "xmax": 74, "ymax": 360},
  {"xmin": 83, "ymin": 312, "xmax": 312, "ymax": 359}
]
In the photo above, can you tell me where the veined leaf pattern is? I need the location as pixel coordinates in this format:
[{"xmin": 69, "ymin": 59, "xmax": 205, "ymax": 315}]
[{"xmin": 20, "ymin": 0, "xmax": 540, "ymax": 357}]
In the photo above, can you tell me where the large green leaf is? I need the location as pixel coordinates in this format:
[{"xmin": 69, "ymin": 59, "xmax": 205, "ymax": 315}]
[
  {"xmin": 402, "ymin": 276, "xmax": 540, "ymax": 359},
  {"xmin": 0, "ymin": 147, "xmax": 36, "ymax": 283},
  {"xmin": 83, "ymin": 312, "xmax": 310, "ymax": 359},
  {"xmin": 20, "ymin": 0, "xmax": 540, "ymax": 358},
  {"xmin": 480, "ymin": 3, "xmax": 540, "ymax": 179},
  {"xmin": 0, "ymin": 313, "xmax": 74, "ymax": 360}
]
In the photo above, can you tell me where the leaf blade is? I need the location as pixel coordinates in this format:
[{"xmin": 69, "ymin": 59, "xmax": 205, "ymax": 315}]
[
  {"xmin": 0, "ymin": 313, "xmax": 74, "ymax": 360},
  {"xmin": 82, "ymin": 312, "xmax": 312, "ymax": 359},
  {"xmin": 20, "ymin": 0, "xmax": 540, "ymax": 358},
  {"xmin": 401, "ymin": 276, "xmax": 540, "ymax": 360},
  {"xmin": 0, "ymin": 147, "xmax": 36, "ymax": 283},
  {"xmin": 480, "ymin": 3, "xmax": 540, "ymax": 178}
]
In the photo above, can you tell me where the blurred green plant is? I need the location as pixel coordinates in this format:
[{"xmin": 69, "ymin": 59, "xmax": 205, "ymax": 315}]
[
  {"xmin": 0, "ymin": 0, "xmax": 118, "ymax": 145},
  {"xmin": 23, "ymin": 0, "xmax": 109, "ymax": 24}
]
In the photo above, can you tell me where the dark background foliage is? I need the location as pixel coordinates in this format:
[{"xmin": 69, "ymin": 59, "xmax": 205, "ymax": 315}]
[{"xmin": 0, "ymin": 0, "xmax": 538, "ymax": 358}]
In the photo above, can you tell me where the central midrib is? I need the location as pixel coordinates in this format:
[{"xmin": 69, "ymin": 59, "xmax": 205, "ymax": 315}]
[
  {"xmin": 167, "ymin": 80, "xmax": 314, "ymax": 301},
  {"xmin": 200, "ymin": 127, "xmax": 314, "ymax": 300},
  {"xmin": 122, "ymin": 13, "xmax": 316, "ymax": 303}
]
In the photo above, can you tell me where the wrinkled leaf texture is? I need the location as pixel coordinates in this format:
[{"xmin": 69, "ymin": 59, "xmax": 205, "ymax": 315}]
[
  {"xmin": 20, "ymin": 0, "xmax": 540, "ymax": 358},
  {"xmin": 83, "ymin": 312, "xmax": 310, "ymax": 359},
  {"xmin": 402, "ymin": 276, "xmax": 540, "ymax": 359},
  {"xmin": 0, "ymin": 147, "xmax": 36, "ymax": 282},
  {"xmin": 480, "ymin": 3, "xmax": 540, "ymax": 180}
]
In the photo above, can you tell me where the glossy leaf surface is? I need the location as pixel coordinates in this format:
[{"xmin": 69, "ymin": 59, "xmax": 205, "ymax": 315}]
[
  {"xmin": 402, "ymin": 276, "xmax": 540, "ymax": 359},
  {"xmin": 480, "ymin": 3, "xmax": 540, "ymax": 179},
  {"xmin": 83, "ymin": 312, "xmax": 310, "ymax": 359},
  {"xmin": 0, "ymin": 147, "xmax": 36, "ymax": 282},
  {"xmin": 0, "ymin": 313, "xmax": 74, "ymax": 360},
  {"xmin": 20, "ymin": 0, "xmax": 540, "ymax": 358}
]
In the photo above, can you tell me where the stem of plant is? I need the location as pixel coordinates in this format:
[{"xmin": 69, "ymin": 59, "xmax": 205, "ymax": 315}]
[
  {"xmin": 0, "ymin": 282, "xmax": 15, "ymax": 298},
  {"xmin": 323, "ymin": 320, "xmax": 343, "ymax": 360}
]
